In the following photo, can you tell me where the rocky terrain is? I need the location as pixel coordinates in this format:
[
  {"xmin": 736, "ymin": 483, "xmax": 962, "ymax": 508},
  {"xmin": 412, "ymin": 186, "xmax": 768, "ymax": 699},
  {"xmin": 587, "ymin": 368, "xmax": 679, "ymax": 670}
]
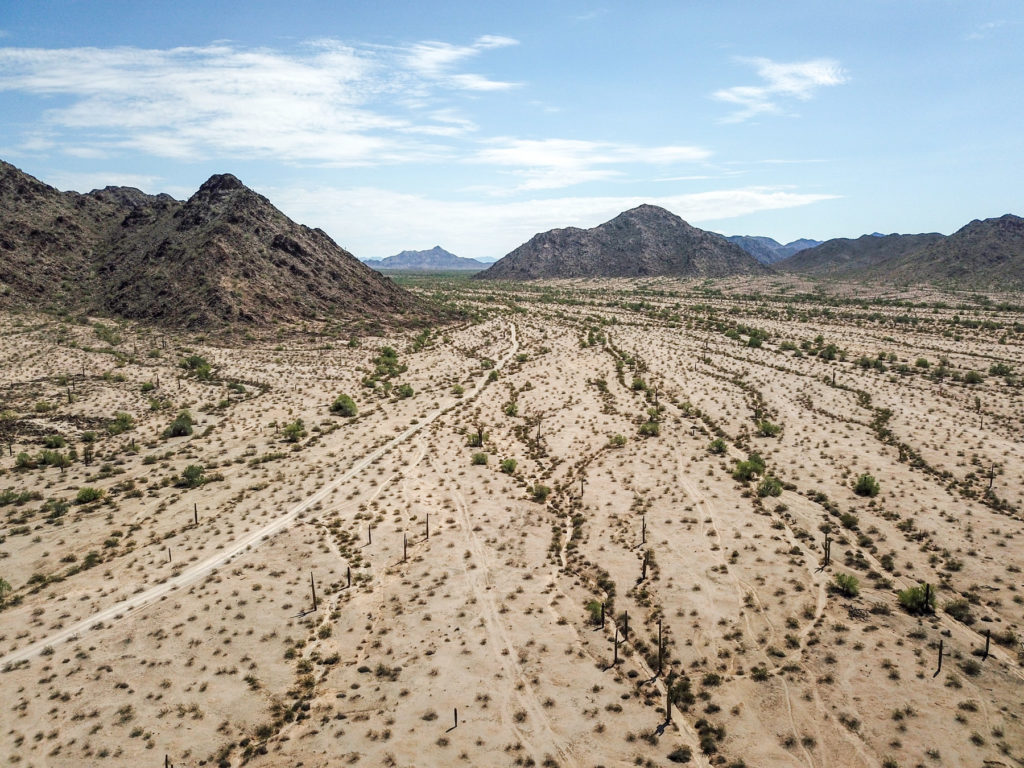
[
  {"xmin": 475, "ymin": 204, "xmax": 769, "ymax": 280},
  {"xmin": 0, "ymin": 161, "xmax": 432, "ymax": 329}
]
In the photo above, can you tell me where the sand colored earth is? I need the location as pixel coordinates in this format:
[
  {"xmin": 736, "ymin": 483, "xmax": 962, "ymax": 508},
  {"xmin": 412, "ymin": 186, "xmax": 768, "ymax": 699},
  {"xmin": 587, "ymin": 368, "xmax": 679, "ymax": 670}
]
[{"xmin": 0, "ymin": 275, "xmax": 1022, "ymax": 767}]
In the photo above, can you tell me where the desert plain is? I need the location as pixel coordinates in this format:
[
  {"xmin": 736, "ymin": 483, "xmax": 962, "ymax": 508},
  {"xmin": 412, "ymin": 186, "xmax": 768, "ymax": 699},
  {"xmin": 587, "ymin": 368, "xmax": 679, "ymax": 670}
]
[{"xmin": 0, "ymin": 275, "xmax": 1022, "ymax": 768}]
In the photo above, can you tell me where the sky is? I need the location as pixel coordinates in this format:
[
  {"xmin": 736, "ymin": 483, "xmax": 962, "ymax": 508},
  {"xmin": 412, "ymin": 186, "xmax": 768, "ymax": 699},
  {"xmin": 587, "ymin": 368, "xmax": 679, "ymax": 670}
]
[{"xmin": 0, "ymin": 0, "xmax": 1022, "ymax": 260}]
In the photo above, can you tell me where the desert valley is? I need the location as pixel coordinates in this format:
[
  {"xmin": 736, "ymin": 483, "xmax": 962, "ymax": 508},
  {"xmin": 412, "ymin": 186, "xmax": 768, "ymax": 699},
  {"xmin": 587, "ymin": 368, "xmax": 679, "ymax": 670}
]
[{"xmin": 1, "ymin": 160, "xmax": 1023, "ymax": 768}]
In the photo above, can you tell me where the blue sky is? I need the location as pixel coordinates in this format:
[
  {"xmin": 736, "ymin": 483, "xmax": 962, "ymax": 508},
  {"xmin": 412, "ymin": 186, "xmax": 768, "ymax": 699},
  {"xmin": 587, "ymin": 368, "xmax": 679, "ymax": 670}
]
[{"xmin": 1, "ymin": 1, "xmax": 1021, "ymax": 260}]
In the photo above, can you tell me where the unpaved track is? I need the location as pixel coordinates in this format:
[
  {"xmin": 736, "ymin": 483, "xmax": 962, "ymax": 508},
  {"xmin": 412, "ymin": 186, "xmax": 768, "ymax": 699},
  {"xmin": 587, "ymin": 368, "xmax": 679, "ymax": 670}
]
[{"xmin": 0, "ymin": 323, "xmax": 518, "ymax": 668}]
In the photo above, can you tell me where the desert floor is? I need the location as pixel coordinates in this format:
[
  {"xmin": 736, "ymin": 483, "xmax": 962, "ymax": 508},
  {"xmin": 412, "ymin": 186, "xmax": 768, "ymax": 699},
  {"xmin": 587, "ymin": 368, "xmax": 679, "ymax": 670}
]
[{"xmin": 1, "ymin": 275, "xmax": 1022, "ymax": 768}]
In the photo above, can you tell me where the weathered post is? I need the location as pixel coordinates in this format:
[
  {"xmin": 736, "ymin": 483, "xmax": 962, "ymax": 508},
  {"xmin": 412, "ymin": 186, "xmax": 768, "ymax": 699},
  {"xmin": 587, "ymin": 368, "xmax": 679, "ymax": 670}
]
[
  {"xmin": 425, "ymin": 513, "xmax": 430, "ymax": 541},
  {"xmin": 579, "ymin": 474, "xmax": 585, "ymax": 498},
  {"xmin": 310, "ymin": 572, "xmax": 317, "ymax": 611},
  {"xmin": 194, "ymin": 503, "xmax": 198, "ymax": 526},
  {"xmin": 924, "ymin": 583, "xmax": 932, "ymax": 614},
  {"xmin": 642, "ymin": 515, "xmax": 646, "ymax": 545},
  {"xmin": 832, "ymin": 370, "xmax": 836, "ymax": 386},
  {"xmin": 167, "ymin": 546, "xmax": 172, "ymax": 563},
  {"xmin": 453, "ymin": 708, "xmax": 458, "ymax": 729},
  {"xmin": 623, "ymin": 611, "xmax": 629, "ymax": 641},
  {"xmin": 983, "ymin": 629, "xmax": 991, "ymax": 661},
  {"xmin": 641, "ymin": 550, "xmax": 648, "ymax": 581},
  {"xmin": 989, "ymin": 465, "xmax": 995, "ymax": 490},
  {"xmin": 600, "ymin": 601, "xmax": 605, "ymax": 629},
  {"xmin": 368, "ymin": 525, "xmax": 372, "ymax": 545},
  {"xmin": 657, "ymin": 618, "xmax": 663, "ymax": 676},
  {"xmin": 613, "ymin": 626, "xmax": 619, "ymax": 665},
  {"xmin": 346, "ymin": 566, "xmax": 351, "ymax": 589},
  {"xmin": 403, "ymin": 533, "xmax": 407, "ymax": 563},
  {"xmin": 933, "ymin": 638, "xmax": 944, "ymax": 677}
]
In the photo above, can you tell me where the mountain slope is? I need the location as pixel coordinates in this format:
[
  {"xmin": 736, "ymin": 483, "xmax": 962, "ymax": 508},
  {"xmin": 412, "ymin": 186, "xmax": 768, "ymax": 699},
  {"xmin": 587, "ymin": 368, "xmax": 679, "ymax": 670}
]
[
  {"xmin": 364, "ymin": 246, "xmax": 485, "ymax": 271},
  {"xmin": 726, "ymin": 235, "xmax": 821, "ymax": 264},
  {"xmin": 775, "ymin": 232, "xmax": 944, "ymax": 276},
  {"xmin": 475, "ymin": 204, "xmax": 769, "ymax": 280},
  {"xmin": 0, "ymin": 161, "xmax": 432, "ymax": 327}
]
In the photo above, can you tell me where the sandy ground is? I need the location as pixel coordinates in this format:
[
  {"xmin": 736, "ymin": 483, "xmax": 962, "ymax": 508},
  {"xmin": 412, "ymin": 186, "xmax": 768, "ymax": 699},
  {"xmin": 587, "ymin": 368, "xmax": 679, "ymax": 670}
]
[{"xmin": 1, "ymin": 276, "xmax": 1022, "ymax": 768}]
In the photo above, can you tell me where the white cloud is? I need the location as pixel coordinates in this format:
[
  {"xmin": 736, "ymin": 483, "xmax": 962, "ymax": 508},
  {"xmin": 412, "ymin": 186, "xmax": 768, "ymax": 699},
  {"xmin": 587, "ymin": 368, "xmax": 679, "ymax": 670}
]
[
  {"xmin": 714, "ymin": 57, "xmax": 846, "ymax": 123},
  {"xmin": 268, "ymin": 183, "xmax": 838, "ymax": 261},
  {"xmin": 0, "ymin": 37, "xmax": 517, "ymax": 165},
  {"xmin": 470, "ymin": 138, "xmax": 711, "ymax": 191}
]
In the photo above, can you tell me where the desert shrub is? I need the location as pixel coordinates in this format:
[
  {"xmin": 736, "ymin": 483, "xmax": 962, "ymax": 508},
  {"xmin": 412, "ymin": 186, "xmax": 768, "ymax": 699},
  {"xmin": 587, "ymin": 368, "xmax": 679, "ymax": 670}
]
[
  {"xmin": 42, "ymin": 434, "xmax": 66, "ymax": 449},
  {"xmin": 943, "ymin": 599, "xmax": 974, "ymax": 625},
  {"xmin": 531, "ymin": 484, "xmax": 551, "ymax": 502},
  {"xmin": 914, "ymin": 358, "xmax": 930, "ymax": 368},
  {"xmin": 757, "ymin": 476, "xmax": 782, "ymax": 497},
  {"xmin": 451, "ymin": 384, "xmax": 464, "ymax": 396},
  {"xmin": 708, "ymin": 438, "xmax": 727, "ymax": 454},
  {"xmin": 585, "ymin": 600, "xmax": 603, "ymax": 625},
  {"xmin": 487, "ymin": 370, "xmax": 498, "ymax": 382},
  {"xmin": 989, "ymin": 362, "xmax": 1013, "ymax": 376},
  {"xmin": 0, "ymin": 577, "xmax": 11, "ymax": 605},
  {"xmin": 608, "ymin": 433, "xmax": 627, "ymax": 447},
  {"xmin": 14, "ymin": 452, "xmax": 37, "ymax": 470},
  {"xmin": 471, "ymin": 452, "xmax": 488, "ymax": 466},
  {"xmin": 180, "ymin": 464, "xmax": 205, "ymax": 488},
  {"xmin": 963, "ymin": 370, "xmax": 984, "ymax": 384},
  {"xmin": 631, "ymin": 376, "xmax": 647, "ymax": 391},
  {"xmin": 181, "ymin": 354, "xmax": 212, "ymax": 380},
  {"xmin": 500, "ymin": 458, "xmax": 518, "ymax": 474},
  {"xmin": 756, "ymin": 420, "xmax": 781, "ymax": 437},
  {"xmin": 76, "ymin": 487, "xmax": 104, "ymax": 504},
  {"xmin": 164, "ymin": 410, "xmax": 194, "ymax": 438},
  {"xmin": 897, "ymin": 584, "xmax": 935, "ymax": 615},
  {"xmin": 282, "ymin": 419, "xmax": 306, "ymax": 442},
  {"xmin": 330, "ymin": 394, "xmax": 358, "ymax": 417},
  {"xmin": 107, "ymin": 412, "xmax": 135, "ymax": 435},
  {"xmin": 732, "ymin": 453, "xmax": 765, "ymax": 482},
  {"xmin": 667, "ymin": 745, "xmax": 692, "ymax": 763},
  {"xmin": 638, "ymin": 421, "xmax": 660, "ymax": 437},
  {"xmin": 854, "ymin": 474, "xmax": 880, "ymax": 497},
  {"xmin": 503, "ymin": 401, "xmax": 519, "ymax": 416},
  {"xmin": 839, "ymin": 512, "xmax": 859, "ymax": 530},
  {"xmin": 750, "ymin": 666, "xmax": 770, "ymax": 682},
  {"xmin": 394, "ymin": 383, "xmax": 414, "ymax": 399},
  {"xmin": 833, "ymin": 572, "xmax": 860, "ymax": 597}
]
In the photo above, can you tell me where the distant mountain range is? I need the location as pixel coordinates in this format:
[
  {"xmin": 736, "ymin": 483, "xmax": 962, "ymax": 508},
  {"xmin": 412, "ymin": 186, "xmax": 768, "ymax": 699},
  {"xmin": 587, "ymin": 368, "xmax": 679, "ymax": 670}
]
[
  {"xmin": 362, "ymin": 246, "xmax": 487, "ymax": 271},
  {"xmin": 475, "ymin": 204, "xmax": 768, "ymax": 280},
  {"xmin": 725, "ymin": 235, "xmax": 822, "ymax": 264},
  {"xmin": 776, "ymin": 215, "xmax": 1024, "ymax": 287},
  {"xmin": 0, "ymin": 160, "xmax": 432, "ymax": 327}
]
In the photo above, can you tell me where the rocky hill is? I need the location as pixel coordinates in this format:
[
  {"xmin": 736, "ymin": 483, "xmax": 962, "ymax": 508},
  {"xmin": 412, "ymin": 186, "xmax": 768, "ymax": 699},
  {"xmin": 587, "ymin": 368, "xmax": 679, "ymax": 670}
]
[
  {"xmin": 726, "ymin": 235, "xmax": 821, "ymax": 264},
  {"xmin": 475, "ymin": 204, "xmax": 769, "ymax": 280},
  {"xmin": 364, "ymin": 246, "xmax": 485, "ymax": 271},
  {"xmin": 775, "ymin": 214, "xmax": 1024, "ymax": 287},
  {"xmin": 775, "ymin": 232, "xmax": 944, "ymax": 276},
  {"xmin": 0, "ymin": 160, "xmax": 431, "ymax": 327}
]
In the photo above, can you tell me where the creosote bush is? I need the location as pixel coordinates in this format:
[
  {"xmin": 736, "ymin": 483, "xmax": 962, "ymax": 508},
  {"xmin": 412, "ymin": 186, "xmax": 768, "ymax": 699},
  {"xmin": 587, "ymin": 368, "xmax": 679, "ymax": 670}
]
[
  {"xmin": 833, "ymin": 572, "xmax": 860, "ymax": 597},
  {"xmin": 471, "ymin": 452, "xmax": 488, "ymax": 465},
  {"xmin": 500, "ymin": 458, "xmax": 518, "ymax": 474},
  {"xmin": 531, "ymin": 484, "xmax": 551, "ymax": 503},
  {"xmin": 854, "ymin": 474, "xmax": 880, "ymax": 497},
  {"xmin": 708, "ymin": 438, "xmax": 727, "ymax": 454},
  {"xmin": 330, "ymin": 394, "xmax": 357, "ymax": 417},
  {"xmin": 897, "ymin": 584, "xmax": 935, "ymax": 615},
  {"xmin": 76, "ymin": 487, "xmax": 105, "ymax": 504},
  {"xmin": 164, "ymin": 410, "xmax": 194, "ymax": 438}
]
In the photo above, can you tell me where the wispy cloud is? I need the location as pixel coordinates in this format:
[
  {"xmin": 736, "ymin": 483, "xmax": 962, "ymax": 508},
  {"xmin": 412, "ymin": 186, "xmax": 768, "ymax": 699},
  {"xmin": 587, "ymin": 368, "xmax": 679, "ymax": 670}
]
[
  {"xmin": 471, "ymin": 138, "xmax": 711, "ymax": 191},
  {"xmin": 714, "ymin": 57, "xmax": 846, "ymax": 123},
  {"xmin": 966, "ymin": 19, "xmax": 1009, "ymax": 40},
  {"xmin": 0, "ymin": 37, "xmax": 517, "ymax": 165},
  {"xmin": 270, "ymin": 183, "xmax": 838, "ymax": 260}
]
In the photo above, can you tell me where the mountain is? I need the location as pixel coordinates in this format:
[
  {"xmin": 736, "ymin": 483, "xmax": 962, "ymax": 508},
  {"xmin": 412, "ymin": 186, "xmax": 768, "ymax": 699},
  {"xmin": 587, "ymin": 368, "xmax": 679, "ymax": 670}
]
[
  {"xmin": 474, "ymin": 204, "xmax": 770, "ymax": 280},
  {"xmin": 0, "ymin": 160, "xmax": 432, "ymax": 327},
  {"xmin": 363, "ymin": 246, "xmax": 486, "ymax": 271},
  {"xmin": 775, "ymin": 232, "xmax": 944, "ymax": 276},
  {"xmin": 885, "ymin": 215, "xmax": 1024, "ymax": 287},
  {"xmin": 726, "ymin": 235, "xmax": 822, "ymax": 264}
]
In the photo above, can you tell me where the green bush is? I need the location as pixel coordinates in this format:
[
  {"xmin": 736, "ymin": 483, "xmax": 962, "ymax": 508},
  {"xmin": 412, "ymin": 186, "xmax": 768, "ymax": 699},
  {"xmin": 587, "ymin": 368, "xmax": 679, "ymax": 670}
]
[
  {"xmin": 500, "ymin": 459, "xmax": 518, "ymax": 474},
  {"xmin": 638, "ymin": 421, "xmax": 660, "ymax": 437},
  {"xmin": 15, "ymin": 452, "xmax": 37, "ymax": 470},
  {"xmin": 76, "ymin": 487, "xmax": 104, "ymax": 504},
  {"xmin": 898, "ymin": 584, "xmax": 935, "ymax": 615},
  {"xmin": 164, "ymin": 410, "xmax": 194, "ymax": 438},
  {"xmin": 107, "ymin": 412, "xmax": 135, "ymax": 435},
  {"xmin": 854, "ymin": 474, "xmax": 880, "ymax": 497},
  {"xmin": 0, "ymin": 577, "xmax": 11, "ymax": 605},
  {"xmin": 708, "ymin": 438, "xmax": 727, "ymax": 454},
  {"xmin": 282, "ymin": 419, "xmax": 306, "ymax": 443},
  {"xmin": 42, "ymin": 434, "xmax": 66, "ymax": 449},
  {"xmin": 531, "ymin": 484, "xmax": 551, "ymax": 503},
  {"xmin": 963, "ymin": 370, "xmax": 984, "ymax": 384},
  {"xmin": 503, "ymin": 401, "xmax": 519, "ymax": 416},
  {"xmin": 732, "ymin": 453, "xmax": 765, "ymax": 482},
  {"xmin": 471, "ymin": 452, "xmax": 488, "ymax": 465},
  {"xmin": 451, "ymin": 384, "xmax": 465, "ymax": 396},
  {"xmin": 608, "ymin": 433, "xmax": 627, "ymax": 448},
  {"xmin": 756, "ymin": 420, "xmax": 781, "ymax": 437},
  {"xmin": 180, "ymin": 464, "xmax": 205, "ymax": 488},
  {"xmin": 757, "ymin": 476, "xmax": 782, "ymax": 497},
  {"xmin": 943, "ymin": 598, "xmax": 975, "ymax": 625},
  {"xmin": 839, "ymin": 512, "xmax": 859, "ymax": 530},
  {"xmin": 394, "ymin": 383, "xmax": 414, "ymax": 399},
  {"xmin": 330, "ymin": 394, "xmax": 358, "ymax": 417},
  {"xmin": 833, "ymin": 572, "xmax": 860, "ymax": 597}
]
